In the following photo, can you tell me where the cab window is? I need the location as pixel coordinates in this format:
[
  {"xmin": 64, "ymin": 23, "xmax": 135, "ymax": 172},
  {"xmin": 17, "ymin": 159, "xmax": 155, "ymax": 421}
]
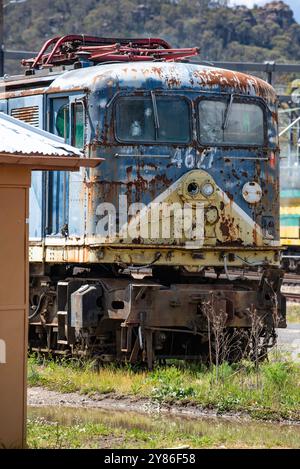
[
  {"xmin": 115, "ymin": 95, "xmax": 191, "ymax": 143},
  {"xmin": 55, "ymin": 104, "xmax": 69, "ymax": 140},
  {"xmin": 198, "ymin": 98, "xmax": 265, "ymax": 146},
  {"xmin": 72, "ymin": 102, "xmax": 84, "ymax": 148}
]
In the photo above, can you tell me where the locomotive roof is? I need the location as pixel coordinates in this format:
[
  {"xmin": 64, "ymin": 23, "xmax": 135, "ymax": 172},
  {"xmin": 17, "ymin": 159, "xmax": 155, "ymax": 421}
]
[{"xmin": 47, "ymin": 61, "xmax": 277, "ymax": 104}]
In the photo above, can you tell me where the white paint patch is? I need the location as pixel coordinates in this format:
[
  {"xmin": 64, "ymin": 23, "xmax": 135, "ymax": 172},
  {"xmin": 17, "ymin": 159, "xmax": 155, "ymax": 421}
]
[
  {"xmin": 0, "ymin": 339, "xmax": 6, "ymax": 364},
  {"xmin": 99, "ymin": 98, "xmax": 107, "ymax": 108}
]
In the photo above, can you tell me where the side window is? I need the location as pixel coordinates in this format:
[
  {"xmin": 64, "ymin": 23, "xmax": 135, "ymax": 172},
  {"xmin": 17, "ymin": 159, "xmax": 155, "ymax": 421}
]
[
  {"xmin": 47, "ymin": 97, "xmax": 70, "ymax": 236},
  {"xmin": 55, "ymin": 104, "xmax": 70, "ymax": 140},
  {"xmin": 72, "ymin": 102, "xmax": 84, "ymax": 148}
]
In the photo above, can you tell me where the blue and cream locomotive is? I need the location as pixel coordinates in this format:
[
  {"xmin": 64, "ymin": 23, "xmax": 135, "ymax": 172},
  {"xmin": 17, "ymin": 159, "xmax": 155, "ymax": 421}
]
[{"xmin": 0, "ymin": 36, "xmax": 285, "ymax": 366}]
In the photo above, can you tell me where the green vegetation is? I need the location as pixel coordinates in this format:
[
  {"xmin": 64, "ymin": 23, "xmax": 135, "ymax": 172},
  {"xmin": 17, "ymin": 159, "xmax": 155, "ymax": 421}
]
[
  {"xmin": 28, "ymin": 353, "xmax": 300, "ymax": 422},
  {"xmin": 5, "ymin": 1, "xmax": 300, "ymax": 75},
  {"xmin": 27, "ymin": 405, "xmax": 300, "ymax": 449},
  {"xmin": 287, "ymin": 303, "xmax": 300, "ymax": 323}
]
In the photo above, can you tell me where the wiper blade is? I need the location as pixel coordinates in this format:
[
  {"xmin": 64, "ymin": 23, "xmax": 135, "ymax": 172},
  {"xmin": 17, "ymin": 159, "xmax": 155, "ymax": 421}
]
[
  {"xmin": 222, "ymin": 94, "xmax": 234, "ymax": 131},
  {"xmin": 151, "ymin": 90, "xmax": 160, "ymax": 139}
]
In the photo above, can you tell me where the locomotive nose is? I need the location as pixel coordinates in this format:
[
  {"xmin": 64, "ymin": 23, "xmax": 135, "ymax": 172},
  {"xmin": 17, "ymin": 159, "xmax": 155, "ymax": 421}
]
[
  {"xmin": 122, "ymin": 168, "xmax": 263, "ymax": 248},
  {"xmin": 176, "ymin": 170, "xmax": 264, "ymax": 247}
]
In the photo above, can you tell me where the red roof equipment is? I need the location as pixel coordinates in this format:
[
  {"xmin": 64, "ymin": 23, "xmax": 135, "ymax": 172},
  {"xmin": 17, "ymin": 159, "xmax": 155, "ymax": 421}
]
[{"xmin": 22, "ymin": 35, "xmax": 199, "ymax": 69}]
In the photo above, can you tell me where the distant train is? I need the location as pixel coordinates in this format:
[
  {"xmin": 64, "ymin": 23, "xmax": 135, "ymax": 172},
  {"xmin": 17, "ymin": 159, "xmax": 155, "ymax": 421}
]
[
  {"xmin": 280, "ymin": 185, "xmax": 300, "ymax": 272},
  {"xmin": 280, "ymin": 79, "xmax": 300, "ymax": 272},
  {"xmin": 0, "ymin": 35, "xmax": 286, "ymax": 367}
]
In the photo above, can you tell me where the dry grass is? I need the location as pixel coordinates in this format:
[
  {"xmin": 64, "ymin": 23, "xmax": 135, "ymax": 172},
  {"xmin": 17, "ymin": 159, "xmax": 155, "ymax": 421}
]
[{"xmin": 28, "ymin": 357, "xmax": 151, "ymax": 396}]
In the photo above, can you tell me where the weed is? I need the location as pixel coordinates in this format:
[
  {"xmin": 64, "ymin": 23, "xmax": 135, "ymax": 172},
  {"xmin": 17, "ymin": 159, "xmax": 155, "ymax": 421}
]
[
  {"xmin": 262, "ymin": 362, "xmax": 291, "ymax": 388},
  {"xmin": 148, "ymin": 366, "xmax": 195, "ymax": 402}
]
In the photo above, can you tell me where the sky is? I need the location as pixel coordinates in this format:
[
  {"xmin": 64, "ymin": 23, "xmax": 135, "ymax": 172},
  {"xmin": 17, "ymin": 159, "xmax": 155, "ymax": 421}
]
[{"xmin": 229, "ymin": 0, "xmax": 300, "ymax": 23}]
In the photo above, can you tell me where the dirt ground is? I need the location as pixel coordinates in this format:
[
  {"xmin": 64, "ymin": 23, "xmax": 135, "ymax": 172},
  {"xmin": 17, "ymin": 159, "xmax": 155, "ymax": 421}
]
[{"xmin": 28, "ymin": 386, "xmax": 251, "ymax": 422}]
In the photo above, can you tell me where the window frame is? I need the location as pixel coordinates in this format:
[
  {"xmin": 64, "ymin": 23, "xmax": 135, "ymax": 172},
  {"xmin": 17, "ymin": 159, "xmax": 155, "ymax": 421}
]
[
  {"xmin": 196, "ymin": 94, "xmax": 268, "ymax": 149},
  {"xmin": 71, "ymin": 100, "xmax": 85, "ymax": 149},
  {"xmin": 113, "ymin": 92, "xmax": 193, "ymax": 145},
  {"xmin": 55, "ymin": 103, "xmax": 70, "ymax": 141}
]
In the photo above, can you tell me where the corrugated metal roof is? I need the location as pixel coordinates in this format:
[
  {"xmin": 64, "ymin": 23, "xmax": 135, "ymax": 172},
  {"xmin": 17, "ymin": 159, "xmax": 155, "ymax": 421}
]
[{"xmin": 0, "ymin": 112, "xmax": 83, "ymax": 157}]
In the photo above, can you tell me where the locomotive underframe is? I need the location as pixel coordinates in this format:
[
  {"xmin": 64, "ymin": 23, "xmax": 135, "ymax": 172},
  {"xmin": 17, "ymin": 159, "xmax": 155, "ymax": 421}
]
[
  {"xmin": 29, "ymin": 243, "xmax": 280, "ymax": 267},
  {"xmin": 29, "ymin": 261, "xmax": 285, "ymax": 368}
]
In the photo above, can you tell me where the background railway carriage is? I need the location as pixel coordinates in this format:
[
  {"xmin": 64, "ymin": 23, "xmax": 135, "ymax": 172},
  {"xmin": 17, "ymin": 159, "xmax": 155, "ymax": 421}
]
[
  {"xmin": 280, "ymin": 79, "xmax": 300, "ymax": 274},
  {"xmin": 0, "ymin": 36, "xmax": 286, "ymax": 367}
]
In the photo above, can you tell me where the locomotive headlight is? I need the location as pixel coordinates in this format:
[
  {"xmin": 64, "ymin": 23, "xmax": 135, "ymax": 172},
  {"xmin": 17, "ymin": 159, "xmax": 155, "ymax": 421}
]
[
  {"xmin": 242, "ymin": 181, "xmax": 262, "ymax": 204},
  {"xmin": 187, "ymin": 182, "xmax": 200, "ymax": 196},
  {"xmin": 201, "ymin": 182, "xmax": 214, "ymax": 197}
]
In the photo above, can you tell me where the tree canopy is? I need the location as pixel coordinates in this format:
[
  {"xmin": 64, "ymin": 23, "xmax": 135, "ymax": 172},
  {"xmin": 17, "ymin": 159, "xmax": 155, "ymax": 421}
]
[{"xmin": 4, "ymin": 0, "xmax": 300, "ymax": 73}]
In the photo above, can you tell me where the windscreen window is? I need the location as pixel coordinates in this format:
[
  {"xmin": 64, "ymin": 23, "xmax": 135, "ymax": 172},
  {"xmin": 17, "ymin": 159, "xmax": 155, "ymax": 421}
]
[
  {"xmin": 198, "ymin": 99, "xmax": 265, "ymax": 146},
  {"xmin": 115, "ymin": 96, "xmax": 190, "ymax": 143}
]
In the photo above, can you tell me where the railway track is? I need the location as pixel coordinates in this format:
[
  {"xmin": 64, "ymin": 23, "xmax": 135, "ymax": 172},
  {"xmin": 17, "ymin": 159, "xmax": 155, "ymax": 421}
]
[{"xmin": 281, "ymin": 274, "xmax": 300, "ymax": 302}]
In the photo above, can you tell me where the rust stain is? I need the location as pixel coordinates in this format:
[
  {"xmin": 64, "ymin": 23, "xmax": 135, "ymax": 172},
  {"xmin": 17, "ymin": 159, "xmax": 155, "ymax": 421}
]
[
  {"xmin": 46, "ymin": 86, "xmax": 84, "ymax": 95},
  {"xmin": 220, "ymin": 220, "xmax": 230, "ymax": 238},
  {"xmin": 192, "ymin": 68, "xmax": 277, "ymax": 103},
  {"xmin": 0, "ymin": 87, "xmax": 47, "ymax": 100},
  {"xmin": 225, "ymin": 191, "xmax": 234, "ymax": 201},
  {"xmin": 166, "ymin": 76, "xmax": 181, "ymax": 88},
  {"xmin": 252, "ymin": 227, "xmax": 258, "ymax": 246},
  {"xmin": 126, "ymin": 165, "xmax": 133, "ymax": 178},
  {"xmin": 149, "ymin": 173, "xmax": 172, "ymax": 186},
  {"xmin": 219, "ymin": 214, "xmax": 238, "ymax": 241},
  {"xmin": 272, "ymin": 111, "xmax": 278, "ymax": 124},
  {"xmin": 150, "ymin": 66, "xmax": 164, "ymax": 79},
  {"xmin": 231, "ymin": 168, "xmax": 240, "ymax": 180}
]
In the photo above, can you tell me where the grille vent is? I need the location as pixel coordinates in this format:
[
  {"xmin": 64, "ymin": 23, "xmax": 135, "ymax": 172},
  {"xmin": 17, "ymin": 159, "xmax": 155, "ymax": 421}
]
[{"xmin": 11, "ymin": 106, "xmax": 40, "ymax": 127}]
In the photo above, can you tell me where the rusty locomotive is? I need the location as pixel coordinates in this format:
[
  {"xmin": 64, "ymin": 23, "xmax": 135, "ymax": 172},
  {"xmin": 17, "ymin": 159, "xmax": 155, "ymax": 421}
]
[{"xmin": 0, "ymin": 36, "xmax": 286, "ymax": 367}]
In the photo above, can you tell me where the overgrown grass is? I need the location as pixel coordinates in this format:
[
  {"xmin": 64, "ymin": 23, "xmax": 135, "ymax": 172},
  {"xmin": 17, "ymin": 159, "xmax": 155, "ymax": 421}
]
[
  {"xmin": 28, "ymin": 356, "xmax": 150, "ymax": 396},
  {"xmin": 28, "ymin": 353, "xmax": 300, "ymax": 421}
]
